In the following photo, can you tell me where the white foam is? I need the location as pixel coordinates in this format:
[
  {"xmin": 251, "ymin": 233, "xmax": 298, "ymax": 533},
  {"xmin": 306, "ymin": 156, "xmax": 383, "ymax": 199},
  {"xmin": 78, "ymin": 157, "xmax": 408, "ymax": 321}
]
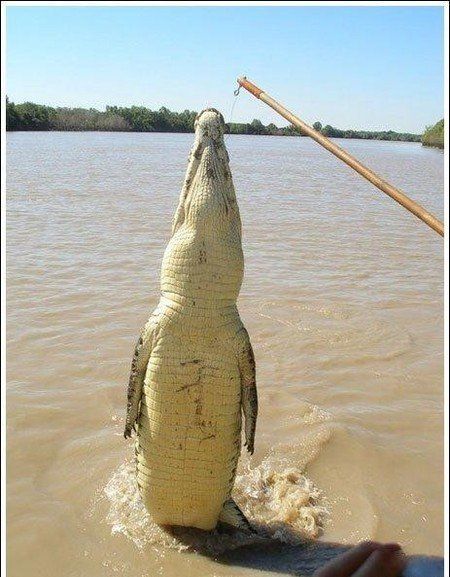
[
  {"xmin": 234, "ymin": 455, "xmax": 328, "ymax": 543},
  {"xmin": 103, "ymin": 451, "xmax": 328, "ymax": 554}
]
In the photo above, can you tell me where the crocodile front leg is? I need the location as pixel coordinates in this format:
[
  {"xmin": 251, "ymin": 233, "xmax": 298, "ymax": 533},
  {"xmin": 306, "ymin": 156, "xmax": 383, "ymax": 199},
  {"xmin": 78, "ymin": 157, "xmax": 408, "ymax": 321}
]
[
  {"xmin": 124, "ymin": 317, "xmax": 157, "ymax": 438},
  {"xmin": 236, "ymin": 328, "xmax": 258, "ymax": 455}
]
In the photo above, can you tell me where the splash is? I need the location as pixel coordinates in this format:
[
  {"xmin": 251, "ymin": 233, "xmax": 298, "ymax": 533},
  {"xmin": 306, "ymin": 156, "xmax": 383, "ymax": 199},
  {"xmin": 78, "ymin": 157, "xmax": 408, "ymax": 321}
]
[
  {"xmin": 234, "ymin": 460, "xmax": 328, "ymax": 543},
  {"xmin": 104, "ymin": 449, "xmax": 328, "ymax": 554},
  {"xmin": 104, "ymin": 461, "xmax": 184, "ymax": 551}
]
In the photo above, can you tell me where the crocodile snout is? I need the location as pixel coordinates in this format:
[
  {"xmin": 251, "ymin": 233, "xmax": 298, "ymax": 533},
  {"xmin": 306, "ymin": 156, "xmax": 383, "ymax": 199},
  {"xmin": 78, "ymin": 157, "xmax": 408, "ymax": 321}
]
[{"xmin": 195, "ymin": 108, "xmax": 225, "ymax": 144}]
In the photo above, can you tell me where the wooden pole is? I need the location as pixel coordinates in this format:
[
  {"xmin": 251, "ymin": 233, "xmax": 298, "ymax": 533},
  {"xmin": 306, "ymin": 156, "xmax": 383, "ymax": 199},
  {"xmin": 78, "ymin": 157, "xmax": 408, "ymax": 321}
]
[{"xmin": 236, "ymin": 76, "xmax": 444, "ymax": 238}]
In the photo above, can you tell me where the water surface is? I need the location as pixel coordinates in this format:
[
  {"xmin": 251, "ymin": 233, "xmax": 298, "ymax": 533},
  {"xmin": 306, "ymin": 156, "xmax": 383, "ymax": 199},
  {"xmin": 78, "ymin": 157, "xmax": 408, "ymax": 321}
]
[{"xmin": 6, "ymin": 132, "xmax": 444, "ymax": 577}]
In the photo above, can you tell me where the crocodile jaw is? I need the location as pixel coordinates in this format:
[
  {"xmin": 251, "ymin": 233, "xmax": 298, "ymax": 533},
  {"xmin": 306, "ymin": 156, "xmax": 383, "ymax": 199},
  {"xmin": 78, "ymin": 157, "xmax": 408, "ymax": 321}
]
[{"xmin": 161, "ymin": 109, "xmax": 244, "ymax": 307}]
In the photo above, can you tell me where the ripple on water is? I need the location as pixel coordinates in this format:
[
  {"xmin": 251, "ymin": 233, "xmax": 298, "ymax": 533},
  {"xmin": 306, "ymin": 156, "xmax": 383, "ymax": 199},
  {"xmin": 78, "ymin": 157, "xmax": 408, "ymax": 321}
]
[{"xmin": 253, "ymin": 299, "xmax": 414, "ymax": 363}]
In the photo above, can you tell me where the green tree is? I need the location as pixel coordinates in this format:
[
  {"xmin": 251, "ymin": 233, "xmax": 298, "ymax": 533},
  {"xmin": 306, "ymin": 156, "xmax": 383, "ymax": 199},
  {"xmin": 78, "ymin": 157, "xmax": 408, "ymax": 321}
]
[
  {"xmin": 422, "ymin": 119, "xmax": 444, "ymax": 149},
  {"xmin": 13, "ymin": 102, "xmax": 55, "ymax": 130},
  {"xmin": 249, "ymin": 119, "xmax": 266, "ymax": 135},
  {"xmin": 6, "ymin": 98, "xmax": 20, "ymax": 130},
  {"xmin": 266, "ymin": 123, "xmax": 279, "ymax": 135},
  {"xmin": 321, "ymin": 125, "xmax": 344, "ymax": 138}
]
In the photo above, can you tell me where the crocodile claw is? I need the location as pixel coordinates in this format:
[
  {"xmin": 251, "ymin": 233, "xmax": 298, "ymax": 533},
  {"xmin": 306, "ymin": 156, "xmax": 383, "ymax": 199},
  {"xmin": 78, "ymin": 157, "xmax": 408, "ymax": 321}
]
[{"xmin": 244, "ymin": 440, "xmax": 254, "ymax": 455}]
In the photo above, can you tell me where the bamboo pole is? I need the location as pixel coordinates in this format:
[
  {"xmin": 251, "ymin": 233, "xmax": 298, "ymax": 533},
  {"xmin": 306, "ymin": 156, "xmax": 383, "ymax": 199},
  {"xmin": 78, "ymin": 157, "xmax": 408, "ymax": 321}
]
[{"xmin": 236, "ymin": 76, "xmax": 444, "ymax": 237}]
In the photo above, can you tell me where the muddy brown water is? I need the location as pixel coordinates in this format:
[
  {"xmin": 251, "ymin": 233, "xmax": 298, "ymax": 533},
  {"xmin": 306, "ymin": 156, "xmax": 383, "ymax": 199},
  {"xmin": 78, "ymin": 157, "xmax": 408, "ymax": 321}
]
[{"xmin": 6, "ymin": 132, "xmax": 444, "ymax": 577}]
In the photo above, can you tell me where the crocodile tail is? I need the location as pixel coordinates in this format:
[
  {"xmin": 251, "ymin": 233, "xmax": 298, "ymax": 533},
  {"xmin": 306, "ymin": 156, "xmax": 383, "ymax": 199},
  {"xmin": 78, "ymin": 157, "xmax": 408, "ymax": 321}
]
[{"xmin": 218, "ymin": 498, "xmax": 255, "ymax": 533}]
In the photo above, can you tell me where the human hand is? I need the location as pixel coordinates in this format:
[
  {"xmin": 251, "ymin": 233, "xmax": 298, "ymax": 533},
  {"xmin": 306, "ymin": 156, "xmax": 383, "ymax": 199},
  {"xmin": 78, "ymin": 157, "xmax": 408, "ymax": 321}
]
[{"xmin": 313, "ymin": 541, "xmax": 406, "ymax": 577}]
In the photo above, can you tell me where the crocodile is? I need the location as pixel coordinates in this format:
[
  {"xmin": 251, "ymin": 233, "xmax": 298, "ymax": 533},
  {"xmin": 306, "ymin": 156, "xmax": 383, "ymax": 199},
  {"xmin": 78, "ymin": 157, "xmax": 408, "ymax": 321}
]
[{"xmin": 124, "ymin": 108, "xmax": 258, "ymax": 532}]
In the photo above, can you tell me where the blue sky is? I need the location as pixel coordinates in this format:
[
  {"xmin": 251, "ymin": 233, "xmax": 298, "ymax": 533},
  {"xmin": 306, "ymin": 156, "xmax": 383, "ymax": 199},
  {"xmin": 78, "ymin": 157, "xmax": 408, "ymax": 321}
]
[{"xmin": 6, "ymin": 5, "xmax": 444, "ymax": 133}]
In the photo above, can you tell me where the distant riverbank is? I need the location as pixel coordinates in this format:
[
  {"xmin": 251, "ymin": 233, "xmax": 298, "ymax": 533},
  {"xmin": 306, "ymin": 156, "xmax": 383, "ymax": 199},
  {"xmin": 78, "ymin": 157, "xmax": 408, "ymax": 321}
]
[
  {"xmin": 6, "ymin": 99, "xmax": 425, "ymax": 143},
  {"xmin": 422, "ymin": 119, "xmax": 444, "ymax": 149}
]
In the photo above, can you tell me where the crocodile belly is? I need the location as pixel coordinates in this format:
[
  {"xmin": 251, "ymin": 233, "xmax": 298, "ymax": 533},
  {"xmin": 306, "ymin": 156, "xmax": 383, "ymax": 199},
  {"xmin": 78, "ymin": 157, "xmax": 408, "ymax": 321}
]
[{"xmin": 136, "ymin": 350, "xmax": 242, "ymax": 530}]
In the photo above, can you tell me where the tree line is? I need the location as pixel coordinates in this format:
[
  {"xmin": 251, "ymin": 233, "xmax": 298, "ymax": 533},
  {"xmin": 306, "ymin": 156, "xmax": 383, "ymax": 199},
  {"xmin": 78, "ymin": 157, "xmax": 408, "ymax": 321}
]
[
  {"xmin": 6, "ymin": 98, "xmax": 423, "ymax": 143},
  {"xmin": 421, "ymin": 119, "xmax": 444, "ymax": 149}
]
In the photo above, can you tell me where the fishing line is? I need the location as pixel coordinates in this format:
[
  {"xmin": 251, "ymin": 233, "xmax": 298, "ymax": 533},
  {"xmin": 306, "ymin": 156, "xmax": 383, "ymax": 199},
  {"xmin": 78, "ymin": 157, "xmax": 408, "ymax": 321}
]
[{"xmin": 224, "ymin": 80, "xmax": 241, "ymax": 143}]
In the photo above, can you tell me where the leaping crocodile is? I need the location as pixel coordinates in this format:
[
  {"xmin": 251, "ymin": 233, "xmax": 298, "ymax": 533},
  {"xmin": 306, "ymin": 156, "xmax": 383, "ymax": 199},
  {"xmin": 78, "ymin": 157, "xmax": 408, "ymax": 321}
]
[{"xmin": 124, "ymin": 108, "xmax": 258, "ymax": 532}]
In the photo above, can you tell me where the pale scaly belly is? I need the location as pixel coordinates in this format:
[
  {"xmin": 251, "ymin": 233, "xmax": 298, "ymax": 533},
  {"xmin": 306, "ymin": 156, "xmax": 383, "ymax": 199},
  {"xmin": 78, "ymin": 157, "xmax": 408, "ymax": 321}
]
[{"xmin": 136, "ymin": 347, "xmax": 242, "ymax": 530}]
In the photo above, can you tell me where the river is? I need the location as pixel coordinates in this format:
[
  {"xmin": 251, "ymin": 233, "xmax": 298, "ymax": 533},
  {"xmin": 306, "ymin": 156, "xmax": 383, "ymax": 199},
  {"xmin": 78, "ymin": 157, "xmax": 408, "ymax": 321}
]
[{"xmin": 6, "ymin": 131, "xmax": 444, "ymax": 576}]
